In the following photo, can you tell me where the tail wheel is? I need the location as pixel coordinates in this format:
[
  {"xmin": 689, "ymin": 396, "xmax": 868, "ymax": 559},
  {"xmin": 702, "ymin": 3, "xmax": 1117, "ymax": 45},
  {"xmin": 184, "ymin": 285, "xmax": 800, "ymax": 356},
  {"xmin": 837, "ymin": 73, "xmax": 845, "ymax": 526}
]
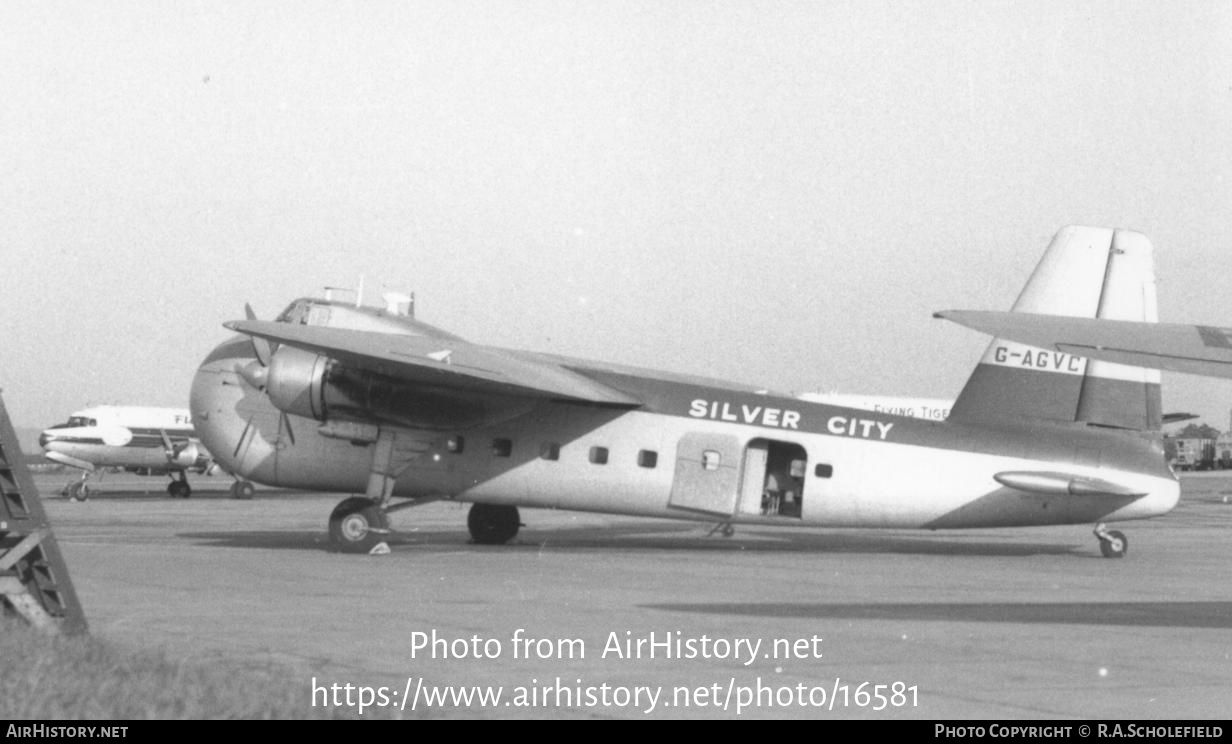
[
  {"xmin": 1098, "ymin": 530, "xmax": 1128, "ymax": 559},
  {"xmin": 328, "ymin": 497, "xmax": 390, "ymax": 554},
  {"xmin": 467, "ymin": 503, "xmax": 521, "ymax": 545}
]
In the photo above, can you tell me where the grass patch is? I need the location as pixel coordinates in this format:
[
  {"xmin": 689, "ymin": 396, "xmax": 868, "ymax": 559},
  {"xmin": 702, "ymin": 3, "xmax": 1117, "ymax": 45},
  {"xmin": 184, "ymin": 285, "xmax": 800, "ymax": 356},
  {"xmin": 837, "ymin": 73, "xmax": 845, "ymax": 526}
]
[{"xmin": 0, "ymin": 615, "xmax": 371, "ymax": 719}]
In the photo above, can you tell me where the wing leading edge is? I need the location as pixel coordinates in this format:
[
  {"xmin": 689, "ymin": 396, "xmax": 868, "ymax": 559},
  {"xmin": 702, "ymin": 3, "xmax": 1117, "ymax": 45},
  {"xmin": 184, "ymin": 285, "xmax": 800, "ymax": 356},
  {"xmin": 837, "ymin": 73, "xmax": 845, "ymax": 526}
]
[
  {"xmin": 936, "ymin": 310, "xmax": 1232, "ymax": 380},
  {"xmin": 224, "ymin": 320, "xmax": 643, "ymax": 407}
]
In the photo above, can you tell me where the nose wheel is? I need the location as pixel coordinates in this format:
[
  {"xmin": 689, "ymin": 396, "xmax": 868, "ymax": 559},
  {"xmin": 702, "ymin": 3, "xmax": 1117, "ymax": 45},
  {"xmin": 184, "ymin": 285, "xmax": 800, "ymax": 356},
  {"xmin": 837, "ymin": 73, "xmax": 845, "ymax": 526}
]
[
  {"xmin": 64, "ymin": 480, "xmax": 90, "ymax": 502},
  {"xmin": 228, "ymin": 480, "xmax": 256, "ymax": 500},
  {"xmin": 1093, "ymin": 523, "xmax": 1128, "ymax": 559},
  {"xmin": 167, "ymin": 479, "xmax": 192, "ymax": 498}
]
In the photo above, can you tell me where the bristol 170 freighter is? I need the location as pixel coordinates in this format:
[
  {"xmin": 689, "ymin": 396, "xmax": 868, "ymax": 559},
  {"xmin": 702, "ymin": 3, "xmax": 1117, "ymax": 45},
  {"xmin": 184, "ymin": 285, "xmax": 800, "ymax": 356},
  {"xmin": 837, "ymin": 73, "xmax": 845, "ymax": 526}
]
[{"xmin": 190, "ymin": 226, "xmax": 1177, "ymax": 557}]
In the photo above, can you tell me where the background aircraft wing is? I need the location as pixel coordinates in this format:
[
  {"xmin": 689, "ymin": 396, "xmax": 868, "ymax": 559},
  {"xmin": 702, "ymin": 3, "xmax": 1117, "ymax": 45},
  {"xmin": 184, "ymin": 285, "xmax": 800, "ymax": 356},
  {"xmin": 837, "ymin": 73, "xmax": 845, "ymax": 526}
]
[
  {"xmin": 936, "ymin": 310, "xmax": 1232, "ymax": 380},
  {"xmin": 225, "ymin": 320, "xmax": 643, "ymax": 407}
]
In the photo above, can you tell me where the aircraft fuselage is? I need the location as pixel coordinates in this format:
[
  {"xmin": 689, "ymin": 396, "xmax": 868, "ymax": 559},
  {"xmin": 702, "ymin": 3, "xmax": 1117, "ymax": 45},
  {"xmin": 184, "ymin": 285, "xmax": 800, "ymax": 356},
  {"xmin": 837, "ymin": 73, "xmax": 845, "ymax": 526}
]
[{"xmin": 191, "ymin": 336, "xmax": 1178, "ymax": 531}]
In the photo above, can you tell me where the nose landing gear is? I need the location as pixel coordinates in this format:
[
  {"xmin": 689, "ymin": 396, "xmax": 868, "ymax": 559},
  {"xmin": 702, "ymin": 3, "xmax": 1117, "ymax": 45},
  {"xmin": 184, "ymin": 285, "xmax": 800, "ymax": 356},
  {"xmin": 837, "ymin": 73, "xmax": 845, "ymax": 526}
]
[
  {"xmin": 1093, "ymin": 523, "xmax": 1128, "ymax": 559},
  {"xmin": 63, "ymin": 480, "xmax": 90, "ymax": 502},
  {"xmin": 166, "ymin": 473, "xmax": 192, "ymax": 499}
]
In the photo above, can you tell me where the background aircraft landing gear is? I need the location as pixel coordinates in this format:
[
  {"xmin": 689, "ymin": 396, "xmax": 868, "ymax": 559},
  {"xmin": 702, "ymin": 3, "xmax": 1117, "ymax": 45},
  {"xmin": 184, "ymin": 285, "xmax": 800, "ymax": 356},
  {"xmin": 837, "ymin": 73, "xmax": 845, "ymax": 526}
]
[
  {"xmin": 167, "ymin": 479, "xmax": 191, "ymax": 499},
  {"xmin": 64, "ymin": 481, "xmax": 90, "ymax": 502},
  {"xmin": 467, "ymin": 504, "xmax": 521, "ymax": 545},
  {"xmin": 228, "ymin": 481, "xmax": 255, "ymax": 500},
  {"xmin": 1093, "ymin": 523, "xmax": 1128, "ymax": 559},
  {"xmin": 329, "ymin": 497, "xmax": 391, "ymax": 554}
]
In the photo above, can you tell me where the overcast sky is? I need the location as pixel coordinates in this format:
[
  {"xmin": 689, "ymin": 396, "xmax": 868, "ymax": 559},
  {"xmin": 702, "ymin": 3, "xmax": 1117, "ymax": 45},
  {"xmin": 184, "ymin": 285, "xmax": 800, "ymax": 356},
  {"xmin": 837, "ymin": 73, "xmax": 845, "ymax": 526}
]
[{"xmin": 3, "ymin": 1, "xmax": 1231, "ymax": 431}]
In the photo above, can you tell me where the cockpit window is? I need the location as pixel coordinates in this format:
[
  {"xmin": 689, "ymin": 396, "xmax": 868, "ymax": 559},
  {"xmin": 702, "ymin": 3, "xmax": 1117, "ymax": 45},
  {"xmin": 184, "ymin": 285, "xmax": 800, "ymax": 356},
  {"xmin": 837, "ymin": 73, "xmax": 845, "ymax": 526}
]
[
  {"xmin": 275, "ymin": 300, "xmax": 312, "ymax": 324},
  {"xmin": 62, "ymin": 417, "xmax": 97, "ymax": 427},
  {"xmin": 275, "ymin": 299, "xmax": 333, "ymax": 326}
]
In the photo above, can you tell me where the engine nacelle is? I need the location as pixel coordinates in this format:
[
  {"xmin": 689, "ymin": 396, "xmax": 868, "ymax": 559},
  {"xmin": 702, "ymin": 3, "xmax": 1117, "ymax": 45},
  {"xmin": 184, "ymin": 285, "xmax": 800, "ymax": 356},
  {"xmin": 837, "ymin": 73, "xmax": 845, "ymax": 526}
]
[
  {"xmin": 166, "ymin": 442, "xmax": 201, "ymax": 469},
  {"xmin": 266, "ymin": 346, "xmax": 330, "ymax": 420},
  {"xmin": 260, "ymin": 345, "xmax": 536, "ymax": 430}
]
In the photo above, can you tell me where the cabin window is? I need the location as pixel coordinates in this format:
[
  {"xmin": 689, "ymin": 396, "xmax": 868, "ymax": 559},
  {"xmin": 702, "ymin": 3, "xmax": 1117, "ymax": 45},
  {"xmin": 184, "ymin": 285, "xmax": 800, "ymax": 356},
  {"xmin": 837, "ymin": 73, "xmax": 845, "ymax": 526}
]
[
  {"xmin": 492, "ymin": 438, "xmax": 512, "ymax": 457},
  {"xmin": 702, "ymin": 450, "xmax": 721, "ymax": 471},
  {"xmin": 540, "ymin": 442, "xmax": 560, "ymax": 461},
  {"xmin": 814, "ymin": 463, "xmax": 833, "ymax": 478},
  {"xmin": 638, "ymin": 450, "xmax": 658, "ymax": 468},
  {"xmin": 447, "ymin": 436, "xmax": 465, "ymax": 454},
  {"xmin": 589, "ymin": 446, "xmax": 609, "ymax": 465}
]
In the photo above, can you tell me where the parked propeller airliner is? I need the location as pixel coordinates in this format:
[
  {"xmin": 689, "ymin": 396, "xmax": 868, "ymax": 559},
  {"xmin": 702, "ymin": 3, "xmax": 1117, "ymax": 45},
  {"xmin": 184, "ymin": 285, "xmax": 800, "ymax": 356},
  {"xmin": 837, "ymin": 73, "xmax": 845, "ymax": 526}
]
[
  {"xmin": 38, "ymin": 405, "xmax": 242, "ymax": 500},
  {"xmin": 190, "ymin": 226, "xmax": 1178, "ymax": 557}
]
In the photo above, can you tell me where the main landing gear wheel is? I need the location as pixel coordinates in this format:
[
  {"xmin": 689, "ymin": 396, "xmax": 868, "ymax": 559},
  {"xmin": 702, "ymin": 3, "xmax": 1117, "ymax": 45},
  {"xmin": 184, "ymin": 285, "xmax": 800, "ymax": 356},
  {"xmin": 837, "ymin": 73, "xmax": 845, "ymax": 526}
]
[
  {"xmin": 329, "ymin": 497, "xmax": 391, "ymax": 554},
  {"xmin": 167, "ymin": 480, "xmax": 192, "ymax": 499},
  {"xmin": 467, "ymin": 504, "xmax": 521, "ymax": 545},
  {"xmin": 66, "ymin": 481, "xmax": 90, "ymax": 502},
  {"xmin": 1093, "ymin": 523, "xmax": 1128, "ymax": 559},
  {"xmin": 229, "ymin": 481, "xmax": 255, "ymax": 500}
]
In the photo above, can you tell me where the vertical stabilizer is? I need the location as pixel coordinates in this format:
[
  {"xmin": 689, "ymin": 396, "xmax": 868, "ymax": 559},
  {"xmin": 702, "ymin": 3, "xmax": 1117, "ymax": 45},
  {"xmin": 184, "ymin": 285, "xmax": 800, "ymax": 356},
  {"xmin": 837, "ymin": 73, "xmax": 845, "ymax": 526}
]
[{"xmin": 948, "ymin": 226, "xmax": 1161, "ymax": 430}]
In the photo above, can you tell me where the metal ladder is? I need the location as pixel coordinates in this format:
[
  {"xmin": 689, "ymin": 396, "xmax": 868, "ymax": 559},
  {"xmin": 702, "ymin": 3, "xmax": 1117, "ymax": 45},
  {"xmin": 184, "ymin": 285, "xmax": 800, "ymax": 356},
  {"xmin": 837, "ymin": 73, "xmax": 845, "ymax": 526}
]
[{"xmin": 0, "ymin": 390, "xmax": 87, "ymax": 634}]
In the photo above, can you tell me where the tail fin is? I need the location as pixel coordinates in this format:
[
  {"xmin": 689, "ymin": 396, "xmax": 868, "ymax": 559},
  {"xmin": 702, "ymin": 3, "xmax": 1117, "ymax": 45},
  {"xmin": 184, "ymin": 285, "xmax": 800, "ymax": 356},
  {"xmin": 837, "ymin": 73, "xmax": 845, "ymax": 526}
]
[{"xmin": 948, "ymin": 226, "xmax": 1161, "ymax": 431}]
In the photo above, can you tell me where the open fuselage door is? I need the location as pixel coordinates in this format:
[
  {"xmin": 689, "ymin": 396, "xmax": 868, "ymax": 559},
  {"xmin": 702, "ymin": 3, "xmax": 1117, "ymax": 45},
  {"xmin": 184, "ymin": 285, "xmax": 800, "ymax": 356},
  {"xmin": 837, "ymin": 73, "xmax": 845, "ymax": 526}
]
[{"xmin": 739, "ymin": 438, "xmax": 807, "ymax": 518}]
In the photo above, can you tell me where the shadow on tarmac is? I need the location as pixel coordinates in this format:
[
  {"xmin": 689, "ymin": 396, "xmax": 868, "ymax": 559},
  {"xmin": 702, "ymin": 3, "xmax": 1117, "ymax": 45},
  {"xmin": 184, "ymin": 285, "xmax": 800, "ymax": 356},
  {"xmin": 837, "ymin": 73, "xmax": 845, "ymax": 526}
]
[
  {"xmin": 177, "ymin": 520, "xmax": 1084, "ymax": 557},
  {"xmin": 645, "ymin": 600, "xmax": 1232, "ymax": 628}
]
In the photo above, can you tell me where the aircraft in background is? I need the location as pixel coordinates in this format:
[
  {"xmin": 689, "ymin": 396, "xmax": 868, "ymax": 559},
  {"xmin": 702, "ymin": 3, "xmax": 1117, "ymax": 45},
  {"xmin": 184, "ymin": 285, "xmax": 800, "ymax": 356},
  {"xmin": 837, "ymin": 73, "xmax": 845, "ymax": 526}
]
[
  {"xmin": 936, "ymin": 311, "xmax": 1232, "ymax": 381},
  {"xmin": 799, "ymin": 393, "xmax": 1194, "ymax": 427},
  {"xmin": 797, "ymin": 393, "xmax": 951, "ymax": 421},
  {"xmin": 190, "ymin": 226, "xmax": 1178, "ymax": 558},
  {"xmin": 38, "ymin": 406, "xmax": 250, "ymax": 500}
]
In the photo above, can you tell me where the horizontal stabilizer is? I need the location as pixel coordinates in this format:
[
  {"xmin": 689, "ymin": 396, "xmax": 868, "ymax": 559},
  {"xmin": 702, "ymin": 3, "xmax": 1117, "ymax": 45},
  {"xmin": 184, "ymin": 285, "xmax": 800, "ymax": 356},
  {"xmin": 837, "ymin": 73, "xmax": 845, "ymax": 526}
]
[
  {"xmin": 224, "ymin": 320, "xmax": 644, "ymax": 407},
  {"xmin": 937, "ymin": 310, "xmax": 1232, "ymax": 380},
  {"xmin": 993, "ymin": 471, "xmax": 1147, "ymax": 498}
]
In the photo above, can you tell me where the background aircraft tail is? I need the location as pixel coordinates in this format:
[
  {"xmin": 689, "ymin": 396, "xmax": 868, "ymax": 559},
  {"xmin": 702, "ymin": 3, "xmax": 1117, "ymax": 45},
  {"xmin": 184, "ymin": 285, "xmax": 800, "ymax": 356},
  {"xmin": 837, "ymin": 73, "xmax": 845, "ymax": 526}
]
[{"xmin": 948, "ymin": 226, "xmax": 1161, "ymax": 431}]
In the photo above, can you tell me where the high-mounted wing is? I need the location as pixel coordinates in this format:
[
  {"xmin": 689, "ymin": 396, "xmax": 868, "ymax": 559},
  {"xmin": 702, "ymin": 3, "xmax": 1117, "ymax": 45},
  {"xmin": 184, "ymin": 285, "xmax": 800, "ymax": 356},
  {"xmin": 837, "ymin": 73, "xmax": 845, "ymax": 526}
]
[
  {"xmin": 224, "ymin": 320, "xmax": 642, "ymax": 407},
  {"xmin": 936, "ymin": 310, "xmax": 1232, "ymax": 380}
]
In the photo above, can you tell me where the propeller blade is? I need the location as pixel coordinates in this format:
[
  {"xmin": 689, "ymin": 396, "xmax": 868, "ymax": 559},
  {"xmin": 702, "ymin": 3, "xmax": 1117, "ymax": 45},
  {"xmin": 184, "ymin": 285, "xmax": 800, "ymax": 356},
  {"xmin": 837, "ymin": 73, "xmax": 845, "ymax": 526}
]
[
  {"xmin": 233, "ymin": 417, "xmax": 254, "ymax": 459},
  {"xmin": 279, "ymin": 412, "xmax": 296, "ymax": 446},
  {"xmin": 243, "ymin": 303, "xmax": 272, "ymax": 366}
]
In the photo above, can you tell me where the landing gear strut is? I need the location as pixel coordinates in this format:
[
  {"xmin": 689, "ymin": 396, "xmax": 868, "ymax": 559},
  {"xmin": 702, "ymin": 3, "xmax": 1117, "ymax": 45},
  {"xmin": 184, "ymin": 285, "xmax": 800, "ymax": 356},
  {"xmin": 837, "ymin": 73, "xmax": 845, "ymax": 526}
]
[
  {"xmin": 167, "ymin": 472, "xmax": 192, "ymax": 499},
  {"xmin": 1093, "ymin": 523, "xmax": 1128, "ymax": 559},
  {"xmin": 329, "ymin": 497, "xmax": 391, "ymax": 554},
  {"xmin": 468, "ymin": 504, "xmax": 521, "ymax": 545}
]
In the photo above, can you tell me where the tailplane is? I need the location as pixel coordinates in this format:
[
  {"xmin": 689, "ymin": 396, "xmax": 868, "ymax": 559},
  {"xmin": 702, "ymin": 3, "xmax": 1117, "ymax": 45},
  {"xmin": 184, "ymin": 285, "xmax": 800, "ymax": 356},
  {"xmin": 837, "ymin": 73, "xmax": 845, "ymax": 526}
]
[{"xmin": 948, "ymin": 226, "xmax": 1161, "ymax": 431}]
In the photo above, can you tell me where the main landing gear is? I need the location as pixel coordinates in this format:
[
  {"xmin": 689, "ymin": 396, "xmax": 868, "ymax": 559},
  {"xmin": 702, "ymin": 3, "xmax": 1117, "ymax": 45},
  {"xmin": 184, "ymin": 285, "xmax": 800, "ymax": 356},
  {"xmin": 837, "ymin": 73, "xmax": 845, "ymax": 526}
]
[
  {"xmin": 1093, "ymin": 523, "xmax": 1128, "ymax": 559},
  {"xmin": 228, "ymin": 480, "xmax": 255, "ymax": 500},
  {"xmin": 467, "ymin": 504, "xmax": 521, "ymax": 545},
  {"xmin": 329, "ymin": 497, "xmax": 392, "ymax": 554},
  {"xmin": 327, "ymin": 431, "xmax": 525, "ymax": 554},
  {"xmin": 167, "ymin": 472, "xmax": 192, "ymax": 499}
]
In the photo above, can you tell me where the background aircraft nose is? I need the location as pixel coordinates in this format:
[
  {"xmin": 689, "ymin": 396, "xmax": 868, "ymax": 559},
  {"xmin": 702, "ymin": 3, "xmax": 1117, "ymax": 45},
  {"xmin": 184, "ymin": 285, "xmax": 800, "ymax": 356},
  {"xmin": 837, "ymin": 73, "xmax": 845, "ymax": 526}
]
[{"xmin": 38, "ymin": 431, "xmax": 54, "ymax": 449}]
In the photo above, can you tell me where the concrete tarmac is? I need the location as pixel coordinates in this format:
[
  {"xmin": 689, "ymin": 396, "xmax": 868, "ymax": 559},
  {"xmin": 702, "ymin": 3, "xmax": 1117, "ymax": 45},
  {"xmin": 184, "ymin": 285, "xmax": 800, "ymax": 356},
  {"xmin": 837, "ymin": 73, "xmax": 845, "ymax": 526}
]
[{"xmin": 33, "ymin": 471, "xmax": 1232, "ymax": 719}]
